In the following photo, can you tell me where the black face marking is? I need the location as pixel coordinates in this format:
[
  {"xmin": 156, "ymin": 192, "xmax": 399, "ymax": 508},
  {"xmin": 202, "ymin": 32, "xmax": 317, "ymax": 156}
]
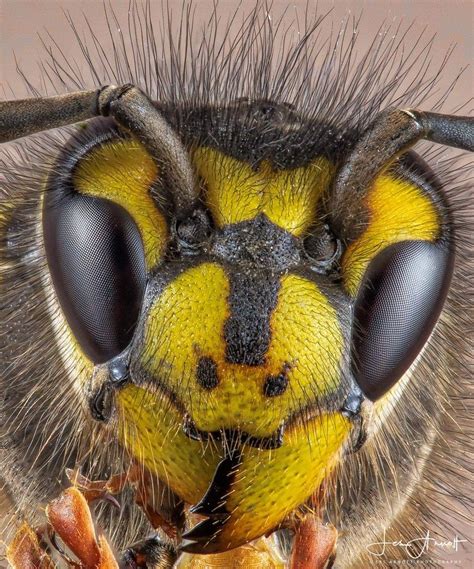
[
  {"xmin": 211, "ymin": 214, "xmax": 301, "ymax": 270},
  {"xmin": 159, "ymin": 101, "xmax": 344, "ymax": 169},
  {"xmin": 263, "ymin": 372, "xmax": 289, "ymax": 397},
  {"xmin": 224, "ymin": 270, "xmax": 280, "ymax": 366},
  {"xmin": 196, "ymin": 356, "xmax": 219, "ymax": 390},
  {"xmin": 245, "ymin": 423, "xmax": 285, "ymax": 449},
  {"xmin": 181, "ymin": 417, "xmax": 285, "ymax": 450}
]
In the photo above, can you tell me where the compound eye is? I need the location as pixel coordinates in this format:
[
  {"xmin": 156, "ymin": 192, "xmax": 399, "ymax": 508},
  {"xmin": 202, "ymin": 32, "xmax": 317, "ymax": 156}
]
[
  {"xmin": 43, "ymin": 193, "xmax": 146, "ymax": 364},
  {"xmin": 351, "ymin": 240, "xmax": 454, "ymax": 401}
]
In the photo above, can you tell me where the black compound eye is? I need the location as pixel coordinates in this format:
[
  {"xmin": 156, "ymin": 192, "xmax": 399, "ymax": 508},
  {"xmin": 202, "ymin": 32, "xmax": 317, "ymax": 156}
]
[
  {"xmin": 43, "ymin": 193, "xmax": 146, "ymax": 364},
  {"xmin": 175, "ymin": 208, "xmax": 211, "ymax": 252},
  {"xmin": 351, "ymin": 240, "xmax": 454, "ymax": 401},
  {"xmin": 304, "ymin": 224, "xmax": 342, "ymax": 272}
]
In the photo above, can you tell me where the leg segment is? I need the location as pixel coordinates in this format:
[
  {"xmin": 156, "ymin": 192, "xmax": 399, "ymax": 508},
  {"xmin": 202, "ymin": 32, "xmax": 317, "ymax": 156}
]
[
  {"xmin": 68, "ymin": 465, "xmax": 185, "ymax": 540},
  {"xmin": 289, "ymin": 514, "xmax": 337, "ymax": 569},
  {"xmin": 46, "ymin": 487, "xmax": 119, "ymax": 568},
  {"xmin": 7, "ymin": 477, "xmax": 179, "ymax": 569},
  {"xmin": 6, "ymin": 524, "xmax": 55, "ymax": 569},
  {"xmin": 7, "ymin": 487, "xmax": 119, "ymax": 569}
]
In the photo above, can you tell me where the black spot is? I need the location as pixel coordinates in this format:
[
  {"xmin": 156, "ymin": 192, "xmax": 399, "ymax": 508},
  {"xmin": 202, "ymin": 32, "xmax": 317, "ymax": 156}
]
[
  {"xmin": 263, "ymin": 372, "xmax": 289, "ymax": 397},
  {"xmin": 224, "ymin": 270, "xmax": 280, "ymax": 366},
  {"xmin": 196, "ymin": 356, "xmax": 219, "ymax": 390}
]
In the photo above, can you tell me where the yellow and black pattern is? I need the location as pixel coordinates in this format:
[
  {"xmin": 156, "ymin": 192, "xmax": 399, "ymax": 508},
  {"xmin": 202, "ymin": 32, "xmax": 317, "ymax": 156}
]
[
  {"xmin": 0, "ymin": 5, "xmax": 471, "ymax": 567},
  {"xmin": 102, "ymin": 143, "xmax": 446, "ymax": 551},
  {"xmin": 342, "ymin": 171, "xmax": 442, "ymax": 296},
  {"xmin": 35, "ymin": 121, "xmax": 451, "ymax": 553},
  {"xmin": 193, "ymin": 147, "xmax": 334, "ymax": 236},
  {"xmin": 41, "ymin": 123, "xmax": 169, "ymax": 363},
  {"xmin": 72, "ymin": 136, "xmax": 168, "ymax": 269}
]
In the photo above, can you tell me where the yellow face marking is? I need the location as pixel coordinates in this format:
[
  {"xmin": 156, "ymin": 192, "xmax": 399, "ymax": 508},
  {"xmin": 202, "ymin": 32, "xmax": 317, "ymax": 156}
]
[
  {"xmin": 117, "ymin": 385, "xmax": 220, "ymax": 505},
  {"xmin": 342, "ymin": 174, "xmax": 440, "ymax": 296},
  {"xmin": 266, "ymin": 273, "xmax": 343, "ymax": 408},
  {"xmin": 141, "ymin": 263, "xmax": 343, "ymax": 438},
  {"xmin": 213, "ymin": 413, "xmax": 350, "ymax": 551},
  {"xmin": 117, "ymin": 383, "xmax": 350, "ymax": 552},
  {"xmin": 73, "ymin": 138, "xmax": 168, "ymax": 268},
  {"xmin": 193, "ymin": 148, "xmax": 334, "ymax": 236}
]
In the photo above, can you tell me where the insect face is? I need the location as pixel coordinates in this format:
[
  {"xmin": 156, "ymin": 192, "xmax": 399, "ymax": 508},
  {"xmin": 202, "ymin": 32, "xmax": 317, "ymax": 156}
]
[
  {"xmin": 1, "ymin": 5, "xmax": 472, "ymax": 567},
  {"xmin": 41, "ymin": 116, "xmax": 353, "ymax": 552},
  {"xmin": 36, "ymin": 98, "xmax": 456, "ymax": 554}
]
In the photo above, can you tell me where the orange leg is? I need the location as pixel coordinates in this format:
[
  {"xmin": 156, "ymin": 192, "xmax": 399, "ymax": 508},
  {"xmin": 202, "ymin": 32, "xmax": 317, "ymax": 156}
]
[
  {"xmin": 7, "ymin": 469, "xmax": 179, "ymax": 569},
  {"xmin": 6, "ymin": 524, "xmax": 56, "ymax": 569},
  {"xmin": 289, "ymin": 514, "xmax": 337, "ymax": 569},
  {"xmin": 7, "ymin": 488, "xmax": 118, "ymax": 569}
]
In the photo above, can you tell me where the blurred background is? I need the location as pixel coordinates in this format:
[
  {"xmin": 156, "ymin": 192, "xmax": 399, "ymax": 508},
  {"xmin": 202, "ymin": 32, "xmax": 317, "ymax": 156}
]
[
  {"xmin": 0, "ymin": 0, "xmax": 472, "ymax": 565},
  {"xmin": 1, "ymin": 0, "xmax": 472, "ymax": 102}
]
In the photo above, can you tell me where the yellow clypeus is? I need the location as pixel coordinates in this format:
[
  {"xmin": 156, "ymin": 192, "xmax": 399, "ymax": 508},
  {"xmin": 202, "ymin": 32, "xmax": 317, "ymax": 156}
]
[
  {"xmin": 73, "ymin": 138, "xmax": 168, "ymax": 268},
  {"xmin": 342, "ymin": 174, "xmax": 440, "ymax": 296},
  {"xmin": 140, "ymin": 263, "xmax": 343, "ymax": 438},
  {"xmin": 193, "ymin": 148, "xmax": 334, "ymax": 236}
]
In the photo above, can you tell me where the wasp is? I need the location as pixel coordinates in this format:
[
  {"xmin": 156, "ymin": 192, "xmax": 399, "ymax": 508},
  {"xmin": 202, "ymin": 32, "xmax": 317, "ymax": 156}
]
[{"xmin": 0, "ymin": 3, "xmax": 472, "ymax": 568}]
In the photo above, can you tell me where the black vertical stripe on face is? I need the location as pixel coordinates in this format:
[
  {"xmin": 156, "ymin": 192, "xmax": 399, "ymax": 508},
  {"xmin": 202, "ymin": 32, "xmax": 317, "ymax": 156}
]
[{"xmin": 224, "ymin": 270, "xmax": 281, "ymax": 366}]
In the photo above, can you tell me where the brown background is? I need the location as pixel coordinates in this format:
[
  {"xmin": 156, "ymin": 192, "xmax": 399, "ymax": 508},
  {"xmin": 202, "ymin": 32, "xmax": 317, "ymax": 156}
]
[
  {"xmin": 1, "ymin": 0, "xmax": 473, "ymax": 102},
  {"xmin": 0, "ymin": 0, "xmax": 472, "ymax": 564}
]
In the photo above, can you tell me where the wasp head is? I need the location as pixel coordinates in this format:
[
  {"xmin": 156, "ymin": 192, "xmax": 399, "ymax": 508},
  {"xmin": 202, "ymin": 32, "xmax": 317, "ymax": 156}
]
[{"xmin": 41, "ymin": 99, "xmax": 453, "ymax": 553}]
